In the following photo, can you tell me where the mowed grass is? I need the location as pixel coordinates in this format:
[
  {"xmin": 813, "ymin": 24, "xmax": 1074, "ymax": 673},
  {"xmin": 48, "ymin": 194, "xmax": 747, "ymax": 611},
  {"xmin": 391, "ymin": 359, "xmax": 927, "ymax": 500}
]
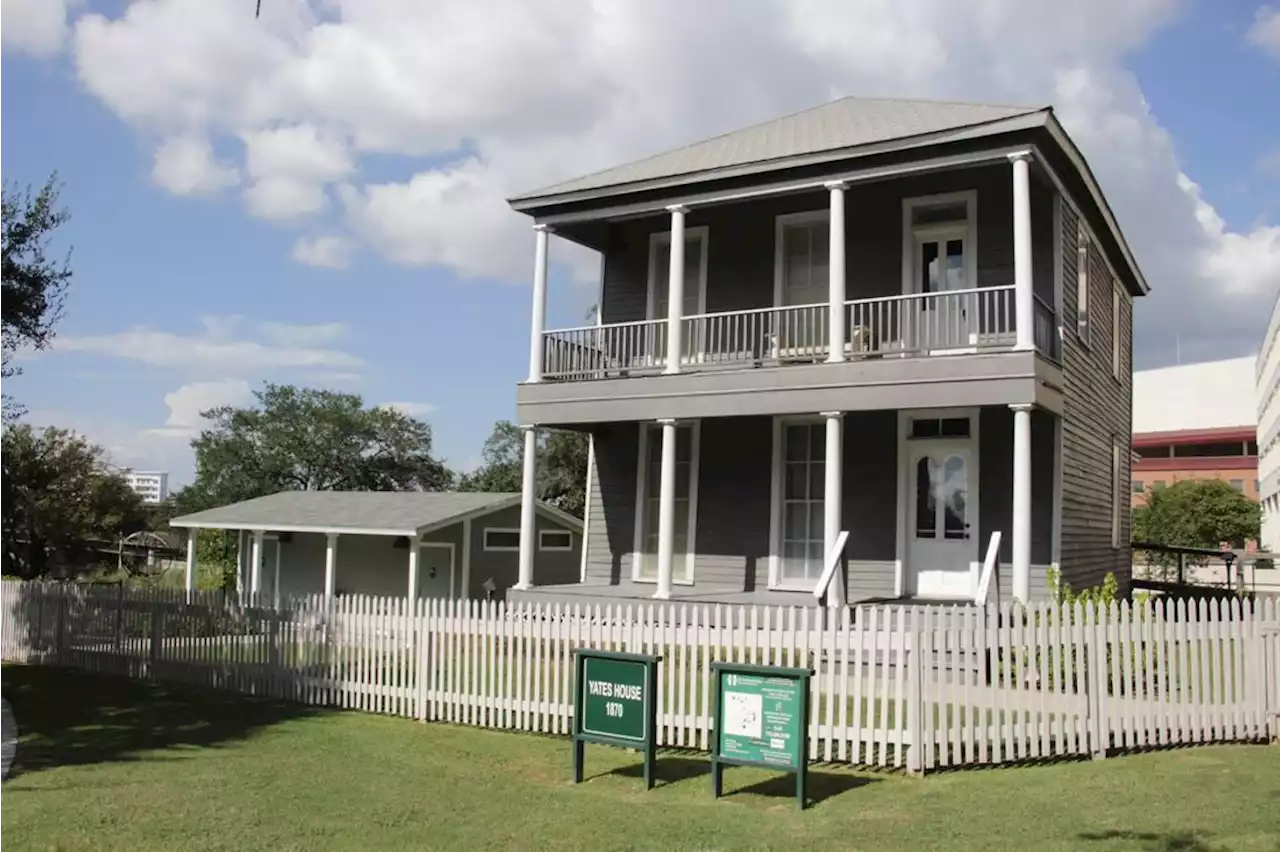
[{"xmin": 2, "ymin": 666, "xmax": 1278, "ymax": 852}]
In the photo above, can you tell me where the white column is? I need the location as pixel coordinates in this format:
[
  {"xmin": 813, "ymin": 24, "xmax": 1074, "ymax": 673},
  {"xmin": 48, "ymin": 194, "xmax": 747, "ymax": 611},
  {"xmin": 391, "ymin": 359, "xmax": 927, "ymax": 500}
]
[
  {"xmin": 527, "ymin": 224, "xmax": 552, "ymax": 383},
  {"xmin": 407, "ymin": 535, "xmax": 420, "ymax": 600},
  {"xmin": 1010, "ymin": 151, "xmax": 1034, "ymax": 350},
  {"xmin": 324, "ymin": 534, "xmax": 337, "ymax": 597},
  {"xmin": 1011, "ymin": 403, "xmax": 1033, "ymax": 602},
  {"xmin": 825, "ymin": 182, "xmax": 847, "ymax": 363},
  {"xmin": 822, "ymin": 411, "xmax": 845, "ymax": 608},
  {"xmin": 515, "ymin": 424, "xmax": 538, "ymax": 590},
  {"xmin": 663, "ymin": 205, "xmax": 688, "ymax": 375},
  {"xmin": 184, "ymin": 531, "xmax": 197, "ymax": 595},
  {"xmin": 654, "ymin": 418, "xmax": 679, "ymax": 599},
  {"xmin": 273, "ymin": 543, "xmax": 282, "ymax": 608},
  {"xmin": 250, "ymin": 530, "xmax": 264, "ymax": 597}
]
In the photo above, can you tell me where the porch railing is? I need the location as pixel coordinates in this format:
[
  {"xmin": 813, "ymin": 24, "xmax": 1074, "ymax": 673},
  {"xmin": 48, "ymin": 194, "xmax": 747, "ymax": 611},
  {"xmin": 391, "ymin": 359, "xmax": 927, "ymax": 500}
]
[{"xmin": 542, "ymin": 284, "xmax": 1042, "ymax": 380}]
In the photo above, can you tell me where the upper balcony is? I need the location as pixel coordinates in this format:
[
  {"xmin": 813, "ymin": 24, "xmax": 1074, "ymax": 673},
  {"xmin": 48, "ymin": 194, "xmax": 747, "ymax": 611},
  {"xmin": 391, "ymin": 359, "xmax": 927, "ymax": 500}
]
[{"xmin": 505, "ymin": 97, "xmax": 1153, "ymax": 427}]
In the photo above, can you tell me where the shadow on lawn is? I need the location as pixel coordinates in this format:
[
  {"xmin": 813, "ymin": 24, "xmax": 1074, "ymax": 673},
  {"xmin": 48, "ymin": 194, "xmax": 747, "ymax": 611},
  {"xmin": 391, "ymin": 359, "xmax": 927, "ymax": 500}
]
[
  {"xmin": 1, "ymin": 666, "xmax": 325, "ymax": 779},
  {"xmin": 609, "ymin": 756, "xmax": 879, "ymax": 805},
  {"xmin": 1076, "ymin": 829, "xmax": 1223, "ymax": 852}
]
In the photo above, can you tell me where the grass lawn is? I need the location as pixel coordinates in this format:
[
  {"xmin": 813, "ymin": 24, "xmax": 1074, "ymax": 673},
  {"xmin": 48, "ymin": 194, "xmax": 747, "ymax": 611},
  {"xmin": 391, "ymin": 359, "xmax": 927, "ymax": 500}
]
[{"xmin": 2, "ymin": 665, "xmax": 1278, "ymax": 852}]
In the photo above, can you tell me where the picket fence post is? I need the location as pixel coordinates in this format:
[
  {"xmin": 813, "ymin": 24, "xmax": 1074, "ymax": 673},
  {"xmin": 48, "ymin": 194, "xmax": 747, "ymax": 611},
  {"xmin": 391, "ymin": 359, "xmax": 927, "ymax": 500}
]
[
  {"xmin": 906, "ymin": 630, "xmax": 924, "ymax": 775},
  {"xmin": 55, "ymin": 591, "xmax": 67, "ymax": 666},
  {"xmin": 1085, "ymin": 602, "xmax": 1107, "ymax": 760}
]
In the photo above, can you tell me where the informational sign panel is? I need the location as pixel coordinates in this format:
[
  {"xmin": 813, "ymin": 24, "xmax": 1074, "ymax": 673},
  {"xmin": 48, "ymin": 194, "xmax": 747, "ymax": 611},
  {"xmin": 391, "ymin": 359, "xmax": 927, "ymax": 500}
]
[
  {"xmin": 711, "ymin": 662, "xmax": 813, "ymax": 809},
  {"xmin": 572, "ymin": 649, "xmax": 661, "ymax": 789}
]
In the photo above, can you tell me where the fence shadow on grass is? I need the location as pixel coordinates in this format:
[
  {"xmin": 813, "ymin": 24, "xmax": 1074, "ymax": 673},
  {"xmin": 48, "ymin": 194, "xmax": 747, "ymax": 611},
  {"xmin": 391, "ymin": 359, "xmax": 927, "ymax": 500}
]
[
  {"xmin": 1076, "ymin": 829, "xmax": 1220, "ymax": 852},
  {"xmin": 610, "ymin": 755, "xmax": 879, "ymax": 805},
  {"xmin": 1, "ymin": 665, "xmax": 326, "ymax": 779}
]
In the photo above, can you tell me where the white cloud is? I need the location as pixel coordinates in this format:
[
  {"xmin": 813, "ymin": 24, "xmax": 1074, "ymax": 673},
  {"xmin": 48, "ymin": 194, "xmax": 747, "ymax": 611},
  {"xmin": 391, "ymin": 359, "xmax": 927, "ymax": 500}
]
[
  {"xmin": 2, "ymin": 0, "xmax": 73, "ymax": 56},
  {"xmin": 292, "ymin": 235, "xmax": 353, "ymax": 269},
  {"xmin": 151, "ymin": 135, "xmax": 239, "ymax": 196},
  {"xmin": 1247, "ymin": 6, "xmax": 1280, "ymax": 57},
  {"xmin": 54, "ymin": 317, "xmax": 361, "ymax": 372},
  {"xmin": 379, "ymin": 401, "xmax": 436, "ymax": 418},
  {"xmin": 145, "ymin": 379, "xmax": 252, "ymax": 439},
  {"xmin": 60, "ymin": 0, "xmax": 1280, "ymax": 366}
]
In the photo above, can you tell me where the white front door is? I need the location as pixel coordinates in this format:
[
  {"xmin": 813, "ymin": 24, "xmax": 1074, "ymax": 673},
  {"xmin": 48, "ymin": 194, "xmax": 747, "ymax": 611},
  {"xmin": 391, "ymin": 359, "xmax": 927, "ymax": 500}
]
[
  {"xmin": 912, "ymin": 225, "xmax": 975, "ymax": 351},
  {"xmin": 417, "ymin": 545, "xmax": 454, "ymax": 599},
  {"xmin": 908, "ymin": 441, "xmax": 976, "ymax": 598}
]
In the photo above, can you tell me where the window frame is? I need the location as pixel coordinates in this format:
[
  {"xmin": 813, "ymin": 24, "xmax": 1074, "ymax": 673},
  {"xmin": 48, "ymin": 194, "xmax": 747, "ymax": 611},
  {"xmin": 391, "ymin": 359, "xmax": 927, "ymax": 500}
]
[
  {"xmin": 769, "ymin": 415, "xmax": 833, "ymax": 590},
  {"xmin": 900, "ymin": 191, "xmax": 978, "ymax": 300},
  {"xmin": 773, "ymin": 209, "xmax": 831, "ymax": 309},
  {"xmin": 1111, "ymin": 441, "xmax": 1123, "ymax": 549},
  {"xmin": 645, "ymin": 226, "xmax": 710, "ymax": 322},
  {"xmin": 630, "ymin": 421, "xmax": 701, "ymax": 584},
  {"xmin": 483, "ymin": 528, "xmax": 521, "ymax": 552},
  {"xmin": 1077, "ymin": 219, "xmax": 1091, "ymax": 346},
  {"xmin": 538, "ymin": 529, "xmax": 573, "ymax": 552},
  {"xmin": 1112, "ymin": 284, "xmax": 1122, "ymax": 380}
]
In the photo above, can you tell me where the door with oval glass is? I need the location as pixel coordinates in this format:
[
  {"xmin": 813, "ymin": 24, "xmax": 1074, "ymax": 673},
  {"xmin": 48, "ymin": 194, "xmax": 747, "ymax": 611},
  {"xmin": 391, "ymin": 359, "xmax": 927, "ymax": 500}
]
[{"xmin": 908, "ymin": 441, "xmax": 976, "ymax": 598}]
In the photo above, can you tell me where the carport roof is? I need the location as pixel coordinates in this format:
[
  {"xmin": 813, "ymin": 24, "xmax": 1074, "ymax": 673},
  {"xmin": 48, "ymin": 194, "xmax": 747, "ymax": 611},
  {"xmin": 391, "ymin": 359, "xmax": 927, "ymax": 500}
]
[{"xmin": 170, "ymin": 491, "xmax": 582, "ymax": 537}]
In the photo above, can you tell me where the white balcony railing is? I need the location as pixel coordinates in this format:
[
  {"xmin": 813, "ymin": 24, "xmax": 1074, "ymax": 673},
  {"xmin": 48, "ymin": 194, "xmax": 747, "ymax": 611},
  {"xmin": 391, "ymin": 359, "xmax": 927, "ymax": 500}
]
[{"xmin": 541, "ymin": 285, "xmax": 1053, "ymax": 381}]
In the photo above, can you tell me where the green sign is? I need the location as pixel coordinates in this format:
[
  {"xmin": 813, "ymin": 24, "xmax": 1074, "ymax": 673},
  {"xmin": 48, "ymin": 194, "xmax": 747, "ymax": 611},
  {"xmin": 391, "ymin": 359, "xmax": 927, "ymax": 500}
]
[
  {"xmin": 711, "ymin": 662, "xmax": 813, "ymax": 810},
  {"xmin": 580, "ymin": 655, "xmax": 649, "ymax": 742},
  {"xmin": 572, "ymin": 649, "xmax": 661, "ymax": 789}
]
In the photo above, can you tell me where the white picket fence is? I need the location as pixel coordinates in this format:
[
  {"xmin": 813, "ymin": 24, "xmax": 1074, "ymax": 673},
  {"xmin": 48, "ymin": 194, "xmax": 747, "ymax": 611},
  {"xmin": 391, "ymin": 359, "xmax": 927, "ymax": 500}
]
[{"xmin": 2, "ymin": 581, "xmax": 1276, "ymax": 772}]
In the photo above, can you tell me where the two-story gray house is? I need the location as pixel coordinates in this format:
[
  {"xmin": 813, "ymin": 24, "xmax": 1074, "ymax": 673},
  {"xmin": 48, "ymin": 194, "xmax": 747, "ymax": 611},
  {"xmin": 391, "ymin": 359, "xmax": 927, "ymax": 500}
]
[{"xmin": 503, "ymin": 96, "xmax": 1145, "ymax": 608}]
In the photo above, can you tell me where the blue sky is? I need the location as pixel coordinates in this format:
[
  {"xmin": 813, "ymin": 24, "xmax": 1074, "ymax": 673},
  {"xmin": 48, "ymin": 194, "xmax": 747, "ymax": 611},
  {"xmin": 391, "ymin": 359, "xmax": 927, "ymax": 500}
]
[{"xmin": 2, "ymin": 0, "xmax": 1278, "ymax": 487}]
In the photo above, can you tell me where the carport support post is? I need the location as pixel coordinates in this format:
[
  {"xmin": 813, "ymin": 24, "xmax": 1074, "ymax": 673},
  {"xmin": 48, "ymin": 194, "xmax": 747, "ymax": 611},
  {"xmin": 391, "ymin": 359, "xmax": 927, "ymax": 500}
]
[
  {"xmin": 407, "ymin": 535, "xmax": 421, "ymax": 600},
  {"xmin": 516, "ymin": 424, "xmax": 538, "ymax": 590},
  {"xmin": 184, "ymin": 529, "xmax": 197, "ymax": 597},
  {"xmin": 324, "ymin": 534, "xmax": 338, "ymax": 597}
]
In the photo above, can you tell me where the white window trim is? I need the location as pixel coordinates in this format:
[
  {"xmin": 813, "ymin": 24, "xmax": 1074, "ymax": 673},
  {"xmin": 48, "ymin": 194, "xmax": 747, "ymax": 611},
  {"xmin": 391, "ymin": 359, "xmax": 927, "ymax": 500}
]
[
  {"xmin": 1111, "ymin": 441, "xmax": 1123, "ymax": 550},
  {"xmin": 772, "ymin": 209, "xmax": 830, "ymax": 308},
  {"xmin": 644, "ymin": 226, "xmax": 710, "ymax": 321},
  {"xmin": 631, "ymin": 421, "xmax": 701, "ymax": 584},
  {"xmin": 1076, "ymin": 217, "xmax": 1092, "ymax": 347},
  {"xmin": 483, "ymin": 527, "xmax": 521, "ymax": 552},
  {"xmin": 1111, "ymin": 285, "xmax": 1122, "ymax": 381},
  {"xmin": 538, "ymin": 529, "xmax": 573, "ymax": 552},
  {"xmin": 768, "ymin": 414, "xmax": 830, "ymax": 591},
  {"xmin": 900, "ymin": 190, "xmax": 979, "ymax": 298}
]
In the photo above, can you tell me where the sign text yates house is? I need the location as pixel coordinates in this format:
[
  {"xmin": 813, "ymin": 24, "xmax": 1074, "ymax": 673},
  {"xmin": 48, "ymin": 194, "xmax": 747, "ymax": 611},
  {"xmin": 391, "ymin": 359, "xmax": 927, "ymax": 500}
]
[{"xmin": 580, "ymin": 656, "xmax": 649, "ymax": 742}]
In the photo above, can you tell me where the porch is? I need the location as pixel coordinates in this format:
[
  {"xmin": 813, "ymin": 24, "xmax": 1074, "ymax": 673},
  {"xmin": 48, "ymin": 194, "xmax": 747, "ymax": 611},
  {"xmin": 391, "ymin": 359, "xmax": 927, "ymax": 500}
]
[{"xmin": 511, "ymin": 407, "xmax": 1058, "ymax": 608}]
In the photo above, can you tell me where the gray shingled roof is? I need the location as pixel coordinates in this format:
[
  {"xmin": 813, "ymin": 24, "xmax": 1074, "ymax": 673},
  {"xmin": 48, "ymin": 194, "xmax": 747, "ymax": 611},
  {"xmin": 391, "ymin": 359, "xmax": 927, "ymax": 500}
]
[
  {"xmin": 511, "ymin": 96, "xmax": 1045, "ymax": 203},
  {"xmin": 170, "ymin": 491, "xmax": 544, "ymax": 535}
]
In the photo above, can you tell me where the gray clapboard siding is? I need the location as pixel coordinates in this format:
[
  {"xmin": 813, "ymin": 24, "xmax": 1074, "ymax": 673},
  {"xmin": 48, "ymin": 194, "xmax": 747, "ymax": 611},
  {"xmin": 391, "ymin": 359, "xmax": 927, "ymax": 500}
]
[{"xmin": 1058, "ymin": 201, "xmax": 1134, "ymax": 594}]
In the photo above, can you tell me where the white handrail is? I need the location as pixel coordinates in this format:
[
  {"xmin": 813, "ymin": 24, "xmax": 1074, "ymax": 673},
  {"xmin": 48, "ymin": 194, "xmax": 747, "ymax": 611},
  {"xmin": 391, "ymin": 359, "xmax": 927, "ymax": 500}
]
[
  {"xmin": 974, "ymin": 531, "xmax": 1002, "ymax": 606},
  {"xmin": 813, "ymin": 530, "xmax": 850, "ymax": 608}
]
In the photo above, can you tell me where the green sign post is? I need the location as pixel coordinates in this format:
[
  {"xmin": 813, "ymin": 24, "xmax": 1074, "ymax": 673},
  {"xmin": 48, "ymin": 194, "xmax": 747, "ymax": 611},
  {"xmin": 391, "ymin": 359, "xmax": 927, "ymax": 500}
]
[
  {"xmin": 572, "ymin": 649, "xmax": 661, "ymax": 788},
  {"xmin": 711, "ymin": 661, "xmax": 813, "ymax": 810}
]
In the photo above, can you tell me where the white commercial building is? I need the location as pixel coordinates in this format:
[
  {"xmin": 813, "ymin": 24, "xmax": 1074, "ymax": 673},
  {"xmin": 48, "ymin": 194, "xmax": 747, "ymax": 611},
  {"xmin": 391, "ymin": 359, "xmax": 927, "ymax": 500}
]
[
  {"xmin": 123, "ymin": 470, "xmax": 169, "ymax": 504},
  {"xmin": 1258, "ymin": 296, "xmax": 1280, "ymax": 550}
]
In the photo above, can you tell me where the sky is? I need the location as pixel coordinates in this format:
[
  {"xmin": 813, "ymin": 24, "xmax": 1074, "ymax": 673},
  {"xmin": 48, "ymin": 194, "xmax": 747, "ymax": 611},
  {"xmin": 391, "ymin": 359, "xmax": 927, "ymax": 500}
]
[{"xmin": 1, "ymin": 0, "xmax": 1278, "ymax": 489}]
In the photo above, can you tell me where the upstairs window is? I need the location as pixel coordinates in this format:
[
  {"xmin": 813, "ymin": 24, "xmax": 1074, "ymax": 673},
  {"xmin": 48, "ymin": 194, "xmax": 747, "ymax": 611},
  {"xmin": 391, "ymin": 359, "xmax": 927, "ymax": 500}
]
[
  {"xmin": 1077, "ymin": 220, "xmax": 1091, "ymax": 346},
  {"xmin": 1112, "ymin": 286, "xmax": 1122, "ymax": 380}
]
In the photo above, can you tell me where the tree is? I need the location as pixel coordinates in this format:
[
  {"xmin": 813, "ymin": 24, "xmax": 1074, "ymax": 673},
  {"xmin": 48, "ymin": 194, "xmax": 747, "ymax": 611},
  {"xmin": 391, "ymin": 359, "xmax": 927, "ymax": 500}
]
[
  {"xmin": 1132, "ymin": 479, "xmax": 1260, "ymax": 578},
  {"xmin": 1, "ymin": 425, "xmax": 148, "ymax": 579},
  {"xmin": 2, "ymin": 175, "xmax": 72, "ymax": 422},
  {"xmin": 175, "ymin": 384, "xmax": 452, "ymax": 513},
  {"xmin": 459, "ymin": 421, "xmax": 589, "ymax": 517}
]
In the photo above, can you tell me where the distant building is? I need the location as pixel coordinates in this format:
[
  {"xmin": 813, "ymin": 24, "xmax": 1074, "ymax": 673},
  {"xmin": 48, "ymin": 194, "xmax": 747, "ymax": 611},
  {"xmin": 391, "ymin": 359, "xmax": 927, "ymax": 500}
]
[
  {"xmin": 1258, "ymin": 299, "xmax": 1280, "ymax": 549},
  {"xmin": 123, "ymin": 470, "xmax": 169, "ymax": 504},
  {"xmin": 1132, "ymin": 357, "xmax": 1257, "ymax": 509}
]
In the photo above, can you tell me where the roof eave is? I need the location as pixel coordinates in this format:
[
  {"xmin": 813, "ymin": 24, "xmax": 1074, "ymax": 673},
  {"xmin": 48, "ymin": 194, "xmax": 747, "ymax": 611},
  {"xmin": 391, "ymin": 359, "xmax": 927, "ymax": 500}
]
[
  {"xmin": 1042, "ymin": 113, "xmax": 1150, "ymax": 297},
  {"xmin": 507, "ymin": 111, "xmax": 1050, "ymax": 213},
  {"xmin": 169, "ymin": 519, "xmax": 419, "ymax": 537}
]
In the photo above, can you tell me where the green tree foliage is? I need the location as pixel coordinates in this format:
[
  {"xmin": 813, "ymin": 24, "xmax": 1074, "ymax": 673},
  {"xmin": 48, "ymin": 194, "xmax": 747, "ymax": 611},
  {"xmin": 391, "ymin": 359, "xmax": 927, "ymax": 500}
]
[
  {"xmin": 1132, "ymin": 479, "xmax": 1260, "ymax": 577},
  {"xmin": 459, "ymin": 421, "xmax": 589, "ymax": 517},
  {"xmin": 2, "ymin": 175, "xmax": 72, "ymax": 422},
  {"xmin": 174, "ymin": 384, "xmax": 452, "ymax": 513},
  {"xmin": 1, "ymin": 425, "xmax": 147, "ymax": 578}
]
